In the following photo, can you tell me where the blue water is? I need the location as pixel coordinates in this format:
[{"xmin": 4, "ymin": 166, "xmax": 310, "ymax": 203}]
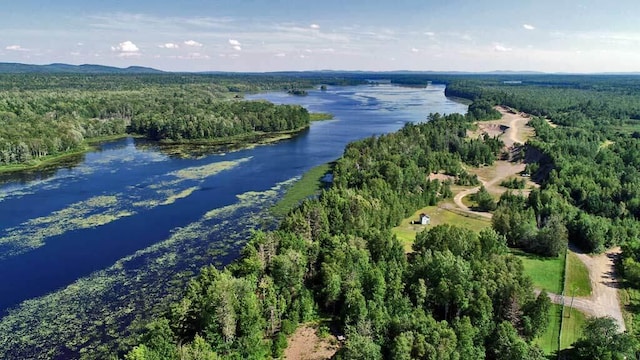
[{"xmin": 0, "ymin": 84, "xmax": 467, "ymax": 355}]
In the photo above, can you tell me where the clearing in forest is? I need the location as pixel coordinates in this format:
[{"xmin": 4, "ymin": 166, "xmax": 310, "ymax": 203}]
[
  {"xmin": 284, "ymin": 325, "xmax": 340, "ymax": 360},
  {"xmin": 392, "ymin": 201, "xmax": 490, "ymax": 253}
]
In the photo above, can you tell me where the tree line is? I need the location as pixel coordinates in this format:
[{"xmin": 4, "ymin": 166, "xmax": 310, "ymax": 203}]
[{"xmin": 0, "ymin": 75, "xmax": 321, "ymax": 165}]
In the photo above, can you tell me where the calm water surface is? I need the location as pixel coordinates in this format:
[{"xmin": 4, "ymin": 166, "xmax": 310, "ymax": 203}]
[{"xmin": 0, "ymin": 84, "xmax": 467, "ymax": 356}]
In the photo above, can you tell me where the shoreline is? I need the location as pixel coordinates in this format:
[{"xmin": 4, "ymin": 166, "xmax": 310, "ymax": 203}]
[{"xmin": 0, "ymin": 126, "xmax": 314, "ymax": 176}]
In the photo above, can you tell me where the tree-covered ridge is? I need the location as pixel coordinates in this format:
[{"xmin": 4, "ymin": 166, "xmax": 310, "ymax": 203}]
[{"xmin": 125, "ymin": 113, "xmax": 550, "ymax": 360}]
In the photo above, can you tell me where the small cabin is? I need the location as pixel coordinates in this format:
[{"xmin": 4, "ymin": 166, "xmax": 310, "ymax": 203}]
[{"xmin": 419, "ymin": 213, "xmax": 430, "ymax": 225}]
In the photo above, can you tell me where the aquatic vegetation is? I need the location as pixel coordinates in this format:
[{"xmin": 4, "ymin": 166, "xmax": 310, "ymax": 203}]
[
  {"xmin": 0, "ymin": 158, "xmax": 252, "ymax": 259},
  {"xmin": 170, "ymin": 158, "xmax": 251, "ymax": 180},
  {"xmin": 0, "ymin": 181, "xmax": 289, "ymax": 359},
  {"xmin": 0, "ymin": 195, "xmax": 128, "ymax": 259},
  {"xmin": 159, "ymin": 187, "xmax": 199, "ymax": 206}
]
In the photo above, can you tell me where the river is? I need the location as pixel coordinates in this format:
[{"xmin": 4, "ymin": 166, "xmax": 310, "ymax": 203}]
[{"xmin": 0, "ymin": 84, "xmax": 467, "ymax": 358}]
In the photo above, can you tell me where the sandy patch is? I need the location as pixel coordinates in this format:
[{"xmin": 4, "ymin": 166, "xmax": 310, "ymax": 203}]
[
  {"xmin": 285, "ymin": 325, "xmax": 340, "ymax": 360},
  {"xmin": 428, "ymin": 172, "xmax": 455, "ymax": 182}
]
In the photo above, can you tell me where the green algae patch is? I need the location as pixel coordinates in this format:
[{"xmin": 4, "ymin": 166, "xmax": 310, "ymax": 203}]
[
  {"xmin": 170, "ymin": 157, "xmax": 251, "ymax": 180},
  {"xmin": 0, "ymin": 195, "xmax": 135, "ymax": 259},
  {"xmin": 0, "ymin": 157, "xmax": 254, "ymax": 260},
  {"xmin": 159, "ymin": 187, "xmax": 199, "ymax": 206},
  {"xmin": 0, "ymin": 180, "xmax": 290, "ymax": 359}
]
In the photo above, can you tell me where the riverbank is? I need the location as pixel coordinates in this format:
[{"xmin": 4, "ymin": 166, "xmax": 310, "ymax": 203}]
[
  {"xmin": 270, "ymin": 162, "xmax": 335, "ymax": 217},
  {"xmin": 0, "ymin": 134, "xmax": 138, "ymax": 175},
  {"xmin": 0, "ymin": 83, "xmax": 469, "ymax": 359},
  {"xmin": 0, "ymin": 120, "xmax": 324, "ymax": 175}
]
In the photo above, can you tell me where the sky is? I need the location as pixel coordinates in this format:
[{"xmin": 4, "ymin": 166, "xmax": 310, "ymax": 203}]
[{"xmin": 2, "ymin": 0, "xmax": 640, "ymax": 73}]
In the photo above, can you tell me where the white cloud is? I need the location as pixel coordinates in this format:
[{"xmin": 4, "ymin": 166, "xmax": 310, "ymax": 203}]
[
  {"xmin": 6, "ymin": 45, "xmax": 28, "ymax": 51},
  {"xmin": 174, "ymin": 52, "xmax": 210, "ymax": 60},
  {"xmin": 411, "ymin": 47, "xmax": 419, "ymax": 53},
  {"xmin": 111, "ymin": 40, "xmax": 140, "ymax": 53},
  {"xmin": 184, "ymin": 40, "xmax": 203, "ymax": 47},
  {"xmin": 493, "ymin": 43, "xmax": 512, "ymax": 52},
  {"xmin": 77, "ymin": 42, "xmax": 84, "ymax": 46},
  {"xmin": 229, "ymin": 39, "xmax": 242, "ymax": 51},
  {"xmin": 159, "ymin": 43, "xmax": 179, "ymax": 49},
  {"xmin": 424, "ymin": 32, "xmax": 435, "ymax": 37},
  {"xmin": 275, "ymin": 53, "xmax": 286, "ymax": 57},
  {"xmin": 310, "ymin": 24, "xmax": 320, "ymax": 29},
  {"xmin": 523, "ymin": 24, "xmax": 535, "ymax": 30}
]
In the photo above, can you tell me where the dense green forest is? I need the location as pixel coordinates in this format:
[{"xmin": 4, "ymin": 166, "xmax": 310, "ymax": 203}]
[
  {"xmin": 447, "ymin": 77, "xmax": 640, "ymax": 352},
  {"xmin": 124, "ymin": 112, "xmax": 556, "ymax": 359},
  {"xmin": 3, "ymin": 72, "xmax": 640, "ymax": 358},
  {"xmin": 124, "ymin": 75, "xmax": 640, "ymax": 360},
  {"xmin": 0, "ymin": 74, "xmax": 364, "ymax": 167}
]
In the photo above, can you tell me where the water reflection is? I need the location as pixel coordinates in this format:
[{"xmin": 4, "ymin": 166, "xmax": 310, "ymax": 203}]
[{"xmin": 0, "ymin": 153, "xmax": 85, "ymax": 186}]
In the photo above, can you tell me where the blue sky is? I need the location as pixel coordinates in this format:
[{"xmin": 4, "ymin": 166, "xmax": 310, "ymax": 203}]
[{"xmin": 2, "ymin": 0, "xmax": 640, "ymax": 72}]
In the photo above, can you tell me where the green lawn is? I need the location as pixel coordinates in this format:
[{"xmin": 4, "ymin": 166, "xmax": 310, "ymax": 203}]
[
  {"xmin": 392, "ymin": 201, "xmax": 491, "ymax": 253},
  {"xmin": 560, "ymin": 306, "xmax": 586, "ymax": 350},
  {"xmin": 270, "ymin": 163, "xmax": 333, "ymax": 217},
  {"xmin": 512, "ymin": 249, "xmax": 564, "ymax": 294},
  {"xmin": 534, "ymin": 304, "xmax": 562, "ymax": 354},
  {"xmin": 534, "ymin": 304, "xmax": 586, "ymax": 355},
  {"xmin": 565, "ymin": 251, "xmax": 592, "ymax": 297}
]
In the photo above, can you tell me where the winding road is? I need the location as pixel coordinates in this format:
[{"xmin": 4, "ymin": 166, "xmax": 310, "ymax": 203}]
[
  {"xmin": 450, "ymin": 107, "xmax": 529, "ymax": 218},
  {"xmin": 453, "ymin": 107, "xmax": 626, "ymax": 332}
]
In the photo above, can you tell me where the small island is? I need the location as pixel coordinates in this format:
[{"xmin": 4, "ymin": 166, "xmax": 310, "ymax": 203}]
[{"xmin": 287, "ymin": 89, "xmax": 308, "ymax": 96}]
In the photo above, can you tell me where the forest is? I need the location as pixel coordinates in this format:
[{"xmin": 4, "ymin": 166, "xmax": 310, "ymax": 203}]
[
  {"xmin": 123, "ymin": 75, "xmax": 640, "ymax": 360},
  {"xmin": 123, "ymin": 111, "xmax": 556, "ymax": 359},
  {"xmin": 2, "ymin": 72, "xmax": 640, "ymax": 359},
  {"xmin": 0, "ymin": 74, "xmax": 363, "ymax": 167}
]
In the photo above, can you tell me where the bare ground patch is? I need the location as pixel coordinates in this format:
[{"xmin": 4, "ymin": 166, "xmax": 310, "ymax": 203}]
[
  {"xmin": 285, "ymin": 325, "xmax": 340, "ymax": 360},
  {"xmin": 428, "ymin": 172, "xmax": 455, "ymax": 182}
]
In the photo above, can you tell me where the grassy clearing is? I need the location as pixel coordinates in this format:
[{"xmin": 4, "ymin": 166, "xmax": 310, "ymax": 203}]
[
  {"xmin": 270, "ymin": 163, "xmax": 333, "ymax": 217},
  {"xmin": 535, "ymin": 304, "xmax": 586, "ymax": 355},
  {"xmin": 560, "ymin": 306, "xmax": 586, "ymax": 349},
  {"xmin": 460, "ymin": 194, "xmax": 475, "ymax": 207},
  {"xmin": 392, "ymin": 201, "xmax": 491, "ymax": 253},
  {"xmin": 512, "ymin": 249, "xmax": 564, "ymax": 294},
  {"xmin": 535, "ymin": 304, "xmax": 562, "ymax": 354},
  {"xmin": 565, "ymin": 251, "xmax": 591, "ymax": 297},
  {"xmin": 599, "ymin": 140, "xmax": 614, "ymax": 149}
]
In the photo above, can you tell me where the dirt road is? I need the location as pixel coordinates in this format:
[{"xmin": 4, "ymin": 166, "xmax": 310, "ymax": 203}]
[
  {"xmin": 538, "ymin": 247, "xmax": 626, "ymax": 332},
  {"xmin": 460, "ymin": 108, "xmax": 626, "ymax": 332},
  {"xmin": 451, "ymin": 107, "xmax": 529, "ymax": 218}
]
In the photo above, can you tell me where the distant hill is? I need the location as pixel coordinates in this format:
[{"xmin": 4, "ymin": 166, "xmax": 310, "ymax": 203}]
[{"xmin": 0, "ymin": 62, "xmax": 164, "ymax": 74}]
